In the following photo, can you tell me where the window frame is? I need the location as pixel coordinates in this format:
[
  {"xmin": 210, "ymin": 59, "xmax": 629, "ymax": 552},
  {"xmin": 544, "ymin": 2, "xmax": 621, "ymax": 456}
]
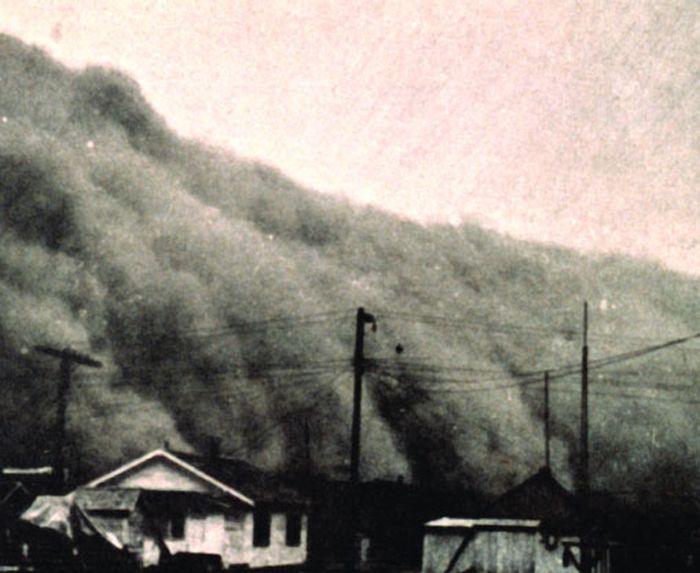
[
  {"xmin": 285, "ymin": 513, "xmax": 302, "ymax": 547},
  {"xmin": 253, "ymin": 509, "xmax": 271, "ymax": 548}
]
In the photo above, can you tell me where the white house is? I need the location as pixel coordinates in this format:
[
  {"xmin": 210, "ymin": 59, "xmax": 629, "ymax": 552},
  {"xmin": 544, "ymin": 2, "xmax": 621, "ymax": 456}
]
[{"xmin": 23, "ymin": 448, "xmax": 310, "ymax": 570}]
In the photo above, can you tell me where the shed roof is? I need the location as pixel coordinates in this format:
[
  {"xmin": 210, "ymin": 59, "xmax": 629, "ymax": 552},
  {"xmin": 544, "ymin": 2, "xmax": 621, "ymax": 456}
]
[
  {"xmin": 486, "ymin": 466, "xmax": 580, "ymax": 533},
  {"xmin": 426, "ymin": 517, "xmax": 541, "ymax": 530}
]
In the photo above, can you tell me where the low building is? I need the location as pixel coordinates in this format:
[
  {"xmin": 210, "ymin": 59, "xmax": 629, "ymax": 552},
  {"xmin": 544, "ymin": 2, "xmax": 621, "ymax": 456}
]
[
  {"xmin": 22, "ymin": 448, "xmax": 309, "ymax": 570},
  {"xmin": 0, "ymin": 467, "xmax": 71, "ymax": 572},
  {"xmin": 486, "ymin": 467, "xmax": 580, "ymax": 535},
  {"xmin": 304, "ymin": 476, "xmax": 476, "ymax": 571},
  {"xmin": 422, "ymin": 517, "xmax": 573, "ymax": 573},
  {"xmin": 421, "ymin": 468, "xmax": 613, "ymax": 573}
]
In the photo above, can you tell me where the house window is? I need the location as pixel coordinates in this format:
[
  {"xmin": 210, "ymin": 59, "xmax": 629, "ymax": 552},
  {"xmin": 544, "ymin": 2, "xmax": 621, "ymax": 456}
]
[
  {"xmin": 285, "ymin": 513, "xmax": 302, "ymax": 547},
  {"xmin": 169, "ymin": 512, "xmax": 185, "ymax": 539},
  {"xmin": 253, "ymin": 510, "xmax": 271, "ymax": 547}
]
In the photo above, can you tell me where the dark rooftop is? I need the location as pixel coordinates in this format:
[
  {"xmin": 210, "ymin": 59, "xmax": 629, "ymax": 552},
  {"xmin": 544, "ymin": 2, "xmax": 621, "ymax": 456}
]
[
  {"xmin": 485, "ymin": 466, "xmax": 581, "ymax": 533},
  {"xmin": 171, "ymin": 450, "xmax": 309, "ymax": 506}
]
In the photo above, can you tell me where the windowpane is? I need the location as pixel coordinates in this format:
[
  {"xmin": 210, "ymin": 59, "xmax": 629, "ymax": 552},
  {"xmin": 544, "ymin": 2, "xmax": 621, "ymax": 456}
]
[
  {"xmin": 170, "ymin": 513, "xmax": 185, "ymax": 539},
  {"xmin": 285, "ymin": 513, "xmax": 302, "ymax": 547},
  {"xmin": 253, "ymin": 510, "xmax": 271, "ymax": 547}
]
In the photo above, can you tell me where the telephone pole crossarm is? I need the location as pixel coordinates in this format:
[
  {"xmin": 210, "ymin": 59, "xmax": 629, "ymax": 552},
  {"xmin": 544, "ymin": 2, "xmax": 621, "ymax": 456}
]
[
  {"xmin": 35, "ymin": 346, "xmax": 103, "ymax": 368},
  {"xmin": 35, "ymin": 345, "xmax": 102, "ymax": 491}
]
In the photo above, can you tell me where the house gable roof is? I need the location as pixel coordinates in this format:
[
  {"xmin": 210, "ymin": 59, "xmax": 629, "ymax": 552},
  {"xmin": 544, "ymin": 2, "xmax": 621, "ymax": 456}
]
[
  {"xmin": 86, "ymin": 449, "xmax": 255, "ymax": 507},
  {"xmin": 172, "ymin": 451, "xmax": 309, "ymax": 506},
  {"xmin": 486, "ymin": 466, "xmax": 580, "ymax": 533}
]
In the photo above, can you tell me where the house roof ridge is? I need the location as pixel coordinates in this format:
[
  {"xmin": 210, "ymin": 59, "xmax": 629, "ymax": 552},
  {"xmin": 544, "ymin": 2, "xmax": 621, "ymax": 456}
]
[
  {"xmin": 504, "ymin": 466, "xmax": 574, "ymax": 498},
  {"xmin": 86, "ymin": 448, "xmax": 255, "ymax": 507}
]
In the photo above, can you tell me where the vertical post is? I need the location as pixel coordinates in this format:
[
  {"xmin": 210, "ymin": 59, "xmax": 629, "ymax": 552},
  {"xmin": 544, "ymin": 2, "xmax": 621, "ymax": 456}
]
[
  {"xmin": 580, "ymin": 302, "xmax": 591, "ymax": 573},
  {"xmin": 580, "ymin": 302, "xmax": 589, "ymax": 497},
  {"xmin": 303, "ymin": 421, "xmax": 311, "ymax": 476},
  {"xmin": 544, "ymin": 370, "xmax": 551, "ymax": 470},
  {"xmin": 35, "ymin": 346, "xmax": 102, "ymax": 491},
  {"xmin": 55, "ymin": 357, "xmax": 72, "ymax": 488},
  {"xmin": 350, "ymin": 308, "xmax": 365, "ymax": 486},
  {"xmin": 349, "ymin": 307, "xmax": 375, "ymax": 572},
  {"xmin": 351, "ymin": 307, "xmax": 375, "ymax": 485}
]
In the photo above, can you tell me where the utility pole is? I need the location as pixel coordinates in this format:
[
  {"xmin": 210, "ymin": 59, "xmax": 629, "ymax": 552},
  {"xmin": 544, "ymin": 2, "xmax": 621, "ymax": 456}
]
[
  {"xmin": 580, "ymin": 302, "xmax": 589, "ymax": 496},
  {"xmin": 350, "ymin": 307, "xmax": 376, "ymax": 485},
  {"xmin": 35, "ymin": 346, "xmax": 102, "ymax": 491},
  {"xmin": 579, "ymin": 302, "xmax": 591, "ymax": 573},
  {"xmin": 303, "ymin": 420, "xmax": 311, "ymax": 477},
  {"xmin": 349, "ymin": 307, "xmax": 376, "ymax": 573},
  {"xmin": 544, "ymin": 370, "xmax": 551, "ymax": 470}
]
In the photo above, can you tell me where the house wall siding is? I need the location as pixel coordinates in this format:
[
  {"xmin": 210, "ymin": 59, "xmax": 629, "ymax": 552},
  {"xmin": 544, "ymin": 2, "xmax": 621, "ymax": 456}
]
[
  {"xmin": 85, "ymin": 452, "xmax": 308, "ymax": 569},
  {"xmin": 224, "ymin": 512, "xmax": 252, "ymax": 566},
  {"xmin": 142, "ymin": 510, "xmax": 307, "ymax": 569},
  {"xmin": 249, "ymin": 513, "xmax": 307, "ymax": 568},
  {"xmin": 163, "ymin": 513, "xmax": 226, "ymax": 556},
  {"xmin": 424, "ymin": 529, "xmax": 579, "ymax": 573},
  {"xmin": 422, "ymin": 529, "xmax": 606, "ymax": 573}
]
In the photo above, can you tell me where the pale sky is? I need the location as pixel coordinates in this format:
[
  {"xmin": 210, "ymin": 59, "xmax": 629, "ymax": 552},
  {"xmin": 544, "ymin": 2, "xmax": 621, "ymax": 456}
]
[{"xmin": 1, "ymin": 0, "xmax": 698, "ymax": 275}]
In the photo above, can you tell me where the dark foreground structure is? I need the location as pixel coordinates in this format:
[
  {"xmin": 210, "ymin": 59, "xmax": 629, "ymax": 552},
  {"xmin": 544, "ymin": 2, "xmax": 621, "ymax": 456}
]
[{"xmin": 6, "ymin": 458, "xmax": 700, "ymax": 573}]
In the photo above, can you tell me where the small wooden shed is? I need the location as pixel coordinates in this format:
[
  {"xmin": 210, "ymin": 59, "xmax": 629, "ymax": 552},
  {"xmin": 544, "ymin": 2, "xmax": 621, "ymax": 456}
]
[{"xmin": 421, "ymin": 517, "xmax": 594, "ymax": 573}]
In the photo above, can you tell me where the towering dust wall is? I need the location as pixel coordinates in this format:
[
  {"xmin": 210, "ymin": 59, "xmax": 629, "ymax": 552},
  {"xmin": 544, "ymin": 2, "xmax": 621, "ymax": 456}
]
[{"xmin": 1, "ymin": 35, "xmax": 699, "ymax": 501}]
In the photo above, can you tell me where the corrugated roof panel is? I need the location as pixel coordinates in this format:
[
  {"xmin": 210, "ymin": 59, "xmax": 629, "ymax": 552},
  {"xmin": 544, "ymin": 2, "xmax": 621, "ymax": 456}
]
[{"xmin": 425, "ymin": 517, "xmax": 541, "ymax": 529}]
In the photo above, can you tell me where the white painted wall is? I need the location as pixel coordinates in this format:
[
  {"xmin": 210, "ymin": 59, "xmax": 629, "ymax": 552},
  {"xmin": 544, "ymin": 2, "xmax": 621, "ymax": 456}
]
[
  {"xmin": 224, "ymin": 512, "xmax": 253, "ymax": 566},
  {"xmin": 163, "ymin": 513, "xmax": 226, "ymax": 557},
  {"xmin": 422, "ymin": 529, "xmax": 573, "ymax": 573},
  {"xmin": 92, "ymin": 458, "xmax": 307, "ymax": 568},
  {"xmin": 249, "ymin": 513, "xmax": 308, "ymax": 569},
  {"xmin": 141, "ymin": 510, "xmax": 307, "ymax": 569}
]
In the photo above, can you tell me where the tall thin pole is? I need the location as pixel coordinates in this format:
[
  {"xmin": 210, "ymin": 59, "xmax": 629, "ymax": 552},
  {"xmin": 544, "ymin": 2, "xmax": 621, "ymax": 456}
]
[
  {"xmin": 580, "ymin": 302, "xmax": 591, "ymax": 573},
  {"xmin": 56, "ymin": 357, "xmax": 71, "ymax": 485},
  {"xmin": 350, "ymin": 307, "xmax": 375, "ymax": 485},
  {"xmin": 349, "ymin": 308, "xmax": 375, "ymax": 573},
  {"xmin": 580, "ymin": 302, "xmax": 589, "ymax": 497},
  {"xmin": 35, "ymin": 346, "xmax": 102, "ymax": 491},
  {"xmin": 544, "ymin": 370, "xmax": 551, "ymax": 470},
  {"xmin": 303, "ymin": 421, "xmax": 311, "ymax": 477}
]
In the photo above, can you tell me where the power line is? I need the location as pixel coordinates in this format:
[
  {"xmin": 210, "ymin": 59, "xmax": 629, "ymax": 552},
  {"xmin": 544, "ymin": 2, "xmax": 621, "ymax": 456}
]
[
  {"xmin": 21, "ymin": 307, "xmax": 700, "ymax": 374},
  {"xmin": 376, "ymin": 310, "xmax": 700, "ymax": 350},
  {"xmin": 370, "ymin": 370, "xmax": 542, "ymax": 394},
  {"xmin": 528, "ymin": 385, "xmax": 700, "ymax": 405},
  {"xmin": 71, "ymin": 372, "xmax": 350, "ymax": 420},
  {"xmin": 37, "ymin": 310, "xmax": 356, "ymax": 349},
  {"xmin": 73, "ymin": 369, "xmax": 349, "ymax": 404},
  {"xmin": 367, "ymin": 331, "xmax": 700, "ymax": 395},
  {"xmin": 174, "ymin": 310, "xmax": 354, "ymax": 339},
  {"xmin": 377, "ymin": 310, "xmax": 578, "ymax": 338},
  {"xmin": 70, "ymin": 359, "xmax": 351, "ymax": 383}
]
